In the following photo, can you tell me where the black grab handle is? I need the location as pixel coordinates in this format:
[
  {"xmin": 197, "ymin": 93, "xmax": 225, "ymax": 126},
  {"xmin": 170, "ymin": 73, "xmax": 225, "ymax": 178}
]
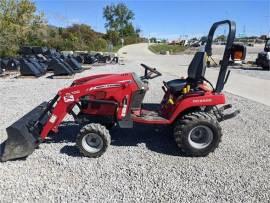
[{"xmin": 205, "ymin": 20, "xmax": 236, "ymax": 57}]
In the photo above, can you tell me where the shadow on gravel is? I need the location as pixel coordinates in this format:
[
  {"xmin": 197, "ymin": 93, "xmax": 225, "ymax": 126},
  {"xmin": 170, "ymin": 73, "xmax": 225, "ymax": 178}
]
[
  {"xmin": 229, "ymin": 66, "xmax": 267, "ymax": 71},
  {"xmin": 207, "ymin": 65, "xmax": 266, "ymax": 71},
  {"xmin": 46, "ymin": 121, "xmax": 182, "ymax": 157},
  {"xmin": 45, "ymin": 121, "xmax": 80, "ymax": 144},
  {"xmin": 110, "ymin": 123, "xmax": 181, "ymax": 157}
]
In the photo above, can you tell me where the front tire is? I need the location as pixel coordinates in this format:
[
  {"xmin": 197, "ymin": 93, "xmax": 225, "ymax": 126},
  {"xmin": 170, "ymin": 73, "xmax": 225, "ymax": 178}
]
[
  {"xmin": 174, "ymin": 112, "xmax": 222, "ymax": 156},
  {"xmin": 76, "ymin": 123, "xmax": 111, "ymax": 158}
]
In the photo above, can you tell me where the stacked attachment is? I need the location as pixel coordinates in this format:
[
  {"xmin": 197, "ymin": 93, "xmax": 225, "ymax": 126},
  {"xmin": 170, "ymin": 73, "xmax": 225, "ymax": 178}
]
[
  {"xmin": 74, "ymin": 52, "xmax": 118, "ymax": 65},
  {"xmin": 19, "ymin": 59, "xmax": 44, "ymax": 77},
  {"xmin": 0, "ymin": 58, "xmax": 21, "ymax": 73},
  {"xmin": 19, "ymin": 46, "xmax": 84, "ymax": 77},
  {"xmin": 66, "ymin": 56, "xmax": 83, "ymax": 73},
  {"xmin": 19, "ymin": 46, "xmax": 47, "ymax": 77},
  {"xmin": 47, "ymin": 58, "xmax": 75, "ymax": 76},
  {"xmin": 7, "ymin": 59, "xmax": 20, "ymax": 71},
  {"xmin": 0, "ymin": 58, "xmax": 9, "ymax": 70}
]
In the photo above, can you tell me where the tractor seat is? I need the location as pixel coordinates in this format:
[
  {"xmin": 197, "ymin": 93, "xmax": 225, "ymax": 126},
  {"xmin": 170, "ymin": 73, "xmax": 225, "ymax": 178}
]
[
  {"xmin": 166, "ymin": 52, "xmax": 206, "ymax": 94},
  {"xmin": 167, "ymin": 79, "xmax": 187, "ymax": 94}
]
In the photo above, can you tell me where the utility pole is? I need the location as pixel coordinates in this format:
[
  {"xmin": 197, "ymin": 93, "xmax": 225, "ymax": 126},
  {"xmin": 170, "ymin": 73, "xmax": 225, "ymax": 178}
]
[{"xmin": 243, "ymin": 25, "xmax": 246, "ymax": 37}]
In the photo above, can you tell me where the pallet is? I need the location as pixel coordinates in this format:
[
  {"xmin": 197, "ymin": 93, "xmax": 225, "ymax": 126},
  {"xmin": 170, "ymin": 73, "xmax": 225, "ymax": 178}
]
[
  {"xmin": 81, "ymin": 65, "xmax": 92, "ymax": 70},
  {"xmin": 0, "ymin": 73, "xmax": 10, "ymax": 78},
  {"xmin": 5, "ymin": 70, "xmax": 19, "ymax": 73},
  {"xmin": 14, "ymin": 75, "xmax": 39, "ymax": 79},
  {"xmin": 91, "ymin": 62, "xmax": 121, "ymax": 66},
  {"xmin": 92, "ymin": 63, "xmax": 107, "ymax": 67},
  {"xmin": 48, "ymin": 74, "xmax": 75, "ymax": 79}
]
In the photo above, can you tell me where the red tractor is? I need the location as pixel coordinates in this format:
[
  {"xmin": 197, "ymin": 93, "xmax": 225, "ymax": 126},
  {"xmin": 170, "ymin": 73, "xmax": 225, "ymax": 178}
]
[{"xmin": 0, "ymin": 20, "xmax": 239, "ymax": 162}]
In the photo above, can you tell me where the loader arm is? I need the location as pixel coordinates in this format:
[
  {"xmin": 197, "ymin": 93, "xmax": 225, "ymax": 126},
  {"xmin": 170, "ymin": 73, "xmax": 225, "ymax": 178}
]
[
  {"xmin": 40, "ymin": 96, "xmax": 74, "ymax": 139},
  {"xmin": 40, "ymin": 80, "xmax": 131, "ymax": 140}
]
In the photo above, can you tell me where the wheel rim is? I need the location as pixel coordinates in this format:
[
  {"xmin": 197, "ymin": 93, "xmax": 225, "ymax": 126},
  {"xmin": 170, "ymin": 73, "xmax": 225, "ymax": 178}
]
[
  {"xmin": 188, "ymin": 125, "xmax": 214, "ymax": 149},
  {"xmin": 82, "ymin": 133, "xmax": 104, "ymax": 153}
]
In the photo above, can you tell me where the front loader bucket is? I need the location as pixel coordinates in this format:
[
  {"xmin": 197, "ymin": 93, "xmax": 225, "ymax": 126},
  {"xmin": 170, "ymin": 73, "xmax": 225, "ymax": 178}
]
[{"xmin": 0, "ymin": 102, "xmax": 49, "ymax": 162}]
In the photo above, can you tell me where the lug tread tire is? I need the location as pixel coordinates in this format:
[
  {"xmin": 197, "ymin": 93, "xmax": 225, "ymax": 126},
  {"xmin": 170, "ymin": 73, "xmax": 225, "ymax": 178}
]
[
  {"xmin": 76, "ymin": 123, "xmax": 111, "ymax": 158},
  {"xmin": 174, "ymin": 111, "xmax": 222, "ymax": 157}
]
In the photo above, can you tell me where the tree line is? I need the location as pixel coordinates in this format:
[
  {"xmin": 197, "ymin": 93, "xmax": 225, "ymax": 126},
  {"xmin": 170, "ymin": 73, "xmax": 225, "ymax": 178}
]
[{"xmin": 0, "ymin": 0, "xmax": 143, "ymax": 57}]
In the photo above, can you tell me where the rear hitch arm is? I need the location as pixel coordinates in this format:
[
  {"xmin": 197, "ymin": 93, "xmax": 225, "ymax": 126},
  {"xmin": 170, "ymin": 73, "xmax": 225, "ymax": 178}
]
[{"xmin": 213, "ymin": 104, "xmax": 240, "ymax": 122}]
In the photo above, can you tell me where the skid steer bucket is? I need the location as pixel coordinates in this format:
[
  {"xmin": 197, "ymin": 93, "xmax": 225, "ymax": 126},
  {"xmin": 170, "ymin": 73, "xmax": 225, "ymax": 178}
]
[
  {"xmin": 0, "ymin": 102, "xmax": 49, "ymax": 162},
  {"xmin": 47, "ymin": 59, "xmax": 74, "ymax": 75},
  {"xmin": 66, "ymin": 57, "xmax": 83, "ymax": 73},
  {"xmin": 20, "ymin": 59, "xmax": 43, "ymax": 77}
]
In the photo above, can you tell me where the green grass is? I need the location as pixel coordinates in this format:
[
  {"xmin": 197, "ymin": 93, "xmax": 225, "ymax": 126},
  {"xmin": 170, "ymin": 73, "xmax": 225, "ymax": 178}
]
[
  {"xmin": 149, "ymin": 43, "xmax": 186, "ymax": 54},
  {"xmin": 112, "ymin": 45, "xmax": 122, "ymax": 52},
  {"xmin": 97, "ymin": 44, "xmax": 122, "ymax": 53}
]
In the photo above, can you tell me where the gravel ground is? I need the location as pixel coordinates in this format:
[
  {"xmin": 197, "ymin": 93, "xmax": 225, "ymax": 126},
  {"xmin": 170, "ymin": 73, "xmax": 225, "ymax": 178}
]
[{"xmin": 0, "ymin": 62, "xmax": 270, "ymax": 202}]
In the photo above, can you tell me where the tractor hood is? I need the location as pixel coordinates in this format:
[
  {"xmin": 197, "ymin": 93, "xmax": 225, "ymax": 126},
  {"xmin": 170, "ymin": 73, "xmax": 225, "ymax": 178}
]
[{"xmin": 71, "ymin": 72, "xmax": 144, "ymax": 89}]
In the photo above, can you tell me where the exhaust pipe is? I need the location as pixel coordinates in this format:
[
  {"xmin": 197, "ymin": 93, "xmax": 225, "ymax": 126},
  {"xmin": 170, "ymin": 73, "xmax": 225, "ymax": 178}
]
[{"xmin": 0, "ymin": 102, "xmax": 49, "ymax": 162}]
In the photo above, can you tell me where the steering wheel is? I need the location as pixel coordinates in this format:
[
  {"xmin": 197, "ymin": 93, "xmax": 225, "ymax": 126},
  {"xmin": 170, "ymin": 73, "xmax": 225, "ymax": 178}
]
[{"xmin": 140, "ymin": 64, "xmax": 162, "ymax": 79}]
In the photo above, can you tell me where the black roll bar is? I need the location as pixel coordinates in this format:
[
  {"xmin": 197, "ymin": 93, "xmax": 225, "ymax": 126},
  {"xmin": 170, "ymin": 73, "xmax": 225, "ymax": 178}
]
[{"xmin": 205, "ymin": 20, "xmax": 236, "ymax": 93}]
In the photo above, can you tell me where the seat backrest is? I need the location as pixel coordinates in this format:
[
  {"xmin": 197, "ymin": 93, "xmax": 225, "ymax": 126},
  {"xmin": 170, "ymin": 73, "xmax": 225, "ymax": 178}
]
[{"xmin": 187, "ymin": 52, "xmax": 206, "ymax": 81}]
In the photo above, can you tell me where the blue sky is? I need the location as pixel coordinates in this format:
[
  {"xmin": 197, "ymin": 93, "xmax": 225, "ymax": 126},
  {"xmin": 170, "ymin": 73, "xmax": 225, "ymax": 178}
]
[{"xmin": 35, "ymin": 0, "xmax": 270, "ymax": 39}]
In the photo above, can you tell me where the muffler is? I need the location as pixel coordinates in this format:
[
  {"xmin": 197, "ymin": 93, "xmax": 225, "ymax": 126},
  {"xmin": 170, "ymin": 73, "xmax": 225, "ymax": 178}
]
[{"xmin": 0, "ymin": 102, "xmax": 49, "ymax": 162}]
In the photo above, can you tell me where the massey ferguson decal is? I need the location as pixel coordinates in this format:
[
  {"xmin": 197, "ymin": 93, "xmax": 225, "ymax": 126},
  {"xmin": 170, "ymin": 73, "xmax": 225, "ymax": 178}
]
[
  {"xmin": 63, "ymin": 94, "xmax": 75, "ymax": 103},
  {"xmin": 88, "ymin": 84, "xmax": 122, "ymax": 91}
]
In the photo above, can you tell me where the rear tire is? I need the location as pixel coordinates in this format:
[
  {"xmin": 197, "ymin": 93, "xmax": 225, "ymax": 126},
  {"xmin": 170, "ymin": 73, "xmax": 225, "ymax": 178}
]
[
  {"xmin": 76, "ymin": 123, "xmax": 111, "ymax": 158},
  {"xmin": 174, "ymin": 111, "xmax": 222, "ymax": 156}
]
